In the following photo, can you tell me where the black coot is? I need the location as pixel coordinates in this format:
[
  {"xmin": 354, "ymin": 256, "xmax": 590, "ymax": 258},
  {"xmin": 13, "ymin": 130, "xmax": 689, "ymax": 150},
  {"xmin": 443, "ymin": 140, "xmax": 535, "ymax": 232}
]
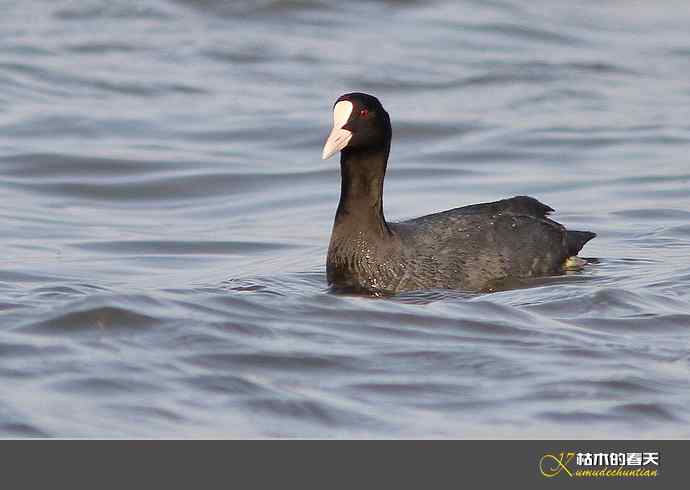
[{"xmin": 322, "ymin": 92, "xmax": 595, "ymax": 295}]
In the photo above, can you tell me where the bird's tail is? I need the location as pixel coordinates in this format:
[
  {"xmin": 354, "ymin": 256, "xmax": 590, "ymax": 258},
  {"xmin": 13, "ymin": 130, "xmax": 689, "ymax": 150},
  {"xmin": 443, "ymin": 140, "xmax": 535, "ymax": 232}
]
[{"xmin": 566, "ymin": 230, "xmax": 596, "ymax": 256}]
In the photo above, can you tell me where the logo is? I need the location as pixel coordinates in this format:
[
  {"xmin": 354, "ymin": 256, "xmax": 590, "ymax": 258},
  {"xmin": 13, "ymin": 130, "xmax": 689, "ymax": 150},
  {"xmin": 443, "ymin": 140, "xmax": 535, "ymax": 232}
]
[{"xmin": 539, "ymin": 451, "xmax": 659, "ymax": 478}]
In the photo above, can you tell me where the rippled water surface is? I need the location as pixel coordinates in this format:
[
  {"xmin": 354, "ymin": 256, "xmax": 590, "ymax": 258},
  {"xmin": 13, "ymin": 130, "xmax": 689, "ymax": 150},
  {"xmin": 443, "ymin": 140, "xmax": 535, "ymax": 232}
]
[{"xmin": 1, "ymin": 0, "xmax": 690, "ymax": 438}]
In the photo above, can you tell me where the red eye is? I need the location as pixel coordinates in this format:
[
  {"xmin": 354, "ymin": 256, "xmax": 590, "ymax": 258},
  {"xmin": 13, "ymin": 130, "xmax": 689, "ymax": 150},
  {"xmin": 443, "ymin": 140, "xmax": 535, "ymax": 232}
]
[{"xmin": 359, "ymin": 108, "xmax": 368, "ymax": 117}]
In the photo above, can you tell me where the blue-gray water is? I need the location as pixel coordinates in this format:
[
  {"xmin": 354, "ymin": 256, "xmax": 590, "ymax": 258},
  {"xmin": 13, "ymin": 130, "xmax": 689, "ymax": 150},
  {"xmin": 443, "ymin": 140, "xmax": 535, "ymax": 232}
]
[{"xmin": 1, "ymin": 0, "xmax": 689, "ymax": 438}]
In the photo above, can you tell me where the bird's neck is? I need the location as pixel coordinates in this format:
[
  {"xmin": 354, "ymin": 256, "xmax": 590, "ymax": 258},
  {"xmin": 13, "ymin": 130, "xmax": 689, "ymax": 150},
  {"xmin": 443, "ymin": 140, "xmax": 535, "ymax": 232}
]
[{"xmin": 334, "ymin": 146, "xmax": 390, "ymax": 237}]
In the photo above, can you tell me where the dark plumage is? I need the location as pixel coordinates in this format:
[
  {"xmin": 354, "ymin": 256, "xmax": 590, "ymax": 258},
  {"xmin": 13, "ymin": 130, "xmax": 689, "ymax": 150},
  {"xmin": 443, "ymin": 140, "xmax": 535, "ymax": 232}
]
[{"xmin": 322, "ymin": 92, "xmax": 596, "ymax": 295}]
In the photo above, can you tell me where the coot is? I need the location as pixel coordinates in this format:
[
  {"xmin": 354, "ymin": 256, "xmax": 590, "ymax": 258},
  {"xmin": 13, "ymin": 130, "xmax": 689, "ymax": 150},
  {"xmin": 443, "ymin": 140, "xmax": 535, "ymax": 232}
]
[{"xmin": 322, "ymin": 92, "xmax": 595, "ymax": 295}]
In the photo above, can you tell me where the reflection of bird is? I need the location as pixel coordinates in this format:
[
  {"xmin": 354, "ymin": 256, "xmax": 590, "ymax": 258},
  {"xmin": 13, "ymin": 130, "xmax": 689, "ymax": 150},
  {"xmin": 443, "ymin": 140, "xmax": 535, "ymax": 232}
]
[{"xmin": 322, "ymin": 92, "xmax": 596, "ymax": 295}]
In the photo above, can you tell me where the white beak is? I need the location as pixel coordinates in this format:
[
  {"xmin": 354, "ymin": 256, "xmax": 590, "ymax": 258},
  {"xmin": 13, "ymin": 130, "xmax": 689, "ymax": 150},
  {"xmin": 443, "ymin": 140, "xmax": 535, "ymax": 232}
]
[{"xmin": 322, "ymin": 100, "xmax": 354, "ymax": 160}]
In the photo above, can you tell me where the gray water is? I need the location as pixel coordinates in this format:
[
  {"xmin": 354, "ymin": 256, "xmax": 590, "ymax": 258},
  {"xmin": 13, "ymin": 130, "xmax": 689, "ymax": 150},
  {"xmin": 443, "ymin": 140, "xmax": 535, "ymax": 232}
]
[{"xmin": 1, "ymin": 0, "xmax": 689, "ymax": 438}]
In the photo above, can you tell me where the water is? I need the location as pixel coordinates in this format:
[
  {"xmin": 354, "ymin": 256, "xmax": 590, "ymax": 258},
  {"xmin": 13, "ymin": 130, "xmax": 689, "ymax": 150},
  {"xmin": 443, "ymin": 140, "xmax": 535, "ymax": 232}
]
[{"xmin": 1, "ymin": 0, "xmax": 689, "ymax": 438}]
